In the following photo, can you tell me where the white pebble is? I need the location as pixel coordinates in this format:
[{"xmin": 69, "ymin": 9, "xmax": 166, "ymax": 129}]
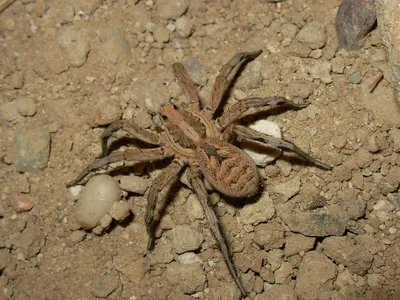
[{"xmin": 75, "ymin": 175, "xmax": 121, "ymax": 229}]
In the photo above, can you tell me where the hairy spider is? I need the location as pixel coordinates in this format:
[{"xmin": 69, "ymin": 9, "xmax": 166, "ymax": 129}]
[{"xmin": 67, "ymin": 50, "xmax": 331, "ymax": 298}]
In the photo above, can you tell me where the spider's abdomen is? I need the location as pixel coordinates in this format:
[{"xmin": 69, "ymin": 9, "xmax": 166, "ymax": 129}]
[{"xmin": 196, "ymin": 138, "xmax": 260, "ymax": 198}]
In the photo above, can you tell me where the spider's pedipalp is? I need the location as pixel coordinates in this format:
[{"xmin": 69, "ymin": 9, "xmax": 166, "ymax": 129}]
[
  {"xmin": 234, "ymin": 125, "xmax": 332, "ymax": 170},
  {"xmin": 173, "ymin": 62, "xmax": 201, "ymax": 110}
]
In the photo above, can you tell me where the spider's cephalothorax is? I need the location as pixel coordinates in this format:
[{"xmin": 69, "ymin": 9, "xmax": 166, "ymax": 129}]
[{"xmin": 67, "ymin": 50, "xmax": 331, "ymax": 298}]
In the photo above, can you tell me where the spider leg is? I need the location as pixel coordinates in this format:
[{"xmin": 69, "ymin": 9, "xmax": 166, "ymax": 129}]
[
  {"xmin": 234, "ymin": 125, "xmax": 332, "ymax": 170},
  {"xmin": 207, "ymin": 50, "xmax": 263, "ymax": 116},
  {"xmin": 146, "ymin": 159, "xmax": 185, "ymax": 250},
  {"xmin": 100, "ymin": 120, "xmax": 160, "ymax": 158},
  {"xmin": 189, "ymin": 163, "xmax": 247, "ymax": 298},
  {"xmin": 66, "ymin": 147, "xmax": 172, "ymax": 187},
  {"xmin": 172, "ymin": 63, "xmax": 201, "ymax": 110},
  {"xmin": 217, "ymin": 96, "xmax": 308, "ymax": 129}
]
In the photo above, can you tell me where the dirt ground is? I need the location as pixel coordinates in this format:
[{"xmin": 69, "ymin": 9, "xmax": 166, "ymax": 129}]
[{"xmin": 1, "ymin": 0, "xmax": 400, "ymax": 299}]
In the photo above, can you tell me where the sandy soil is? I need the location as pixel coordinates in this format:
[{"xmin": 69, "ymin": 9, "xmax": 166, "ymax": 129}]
[{"xmin": 1, "ymin": 0, "xmax": 400, "ymax": 299}]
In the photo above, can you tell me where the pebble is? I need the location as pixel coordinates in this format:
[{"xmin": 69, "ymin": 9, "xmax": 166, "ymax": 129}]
[
  {"xmin": 182, "ymin": 56, "xmax": 207, "ymax": 86},
  {"xmin": 151, "ymin": 242, "xmax": 174, "ymax": 264},
  {"xmin": 256, "ymin": 284, "xmax": 297, "ymax": 300},
  {"xmin": 10, "ymin": 194, "xmax": 34, "ymax": 213},
  {"xmin": 274, "ymin": 262, "xmax": 293, "ymax": 284},
  {"xmin": 348, "ymin": 72, "xmax": 362, "ymax": 84},
  {"xmin": 153, "ymin": 26, "xmax": 170, "ymax": 43},
  {"xmin": 289, "ymin": 80, "xmax": 314, "ymax": 99},
  {"xmin": 236, "ymin": 72, "xmax": 263, "ymax": 89},
  {"xmin": 233, "ymin": 89, "xmax": 247, "ymax": 101},
  {"xmin": 14, "ymin": 128, "xmax": 50, "ymax": 172},
  {"xmin": 70, "ymin": 230, "xmax": 86, "ymax": 243},
  {"xmin": 11, "ymin": 71, "xmax": 24, "ymax": 89},
  {"xmin": 0, "ymin": 249, "xmax": 11, "ymax": 270},
  {"xmin": 389, "ymin": 128, "xmax": 400, "ymax": 151},
  {"xmin": 271, "ymin": 176, "xmax": 300, "ymax": 202},
  {"xmin": 16, "ymin": 98, "xmax": 37, "ymax": 117},
  {"xmin": 295, "ymin": 251, "xmax": 337, "ymax": 300},
  {"xmin": 119, "ymin": 175, "xmax": 150, "ymax": 194},
  {"xmin": 239, "ymin": 191, "xmax": 275, "ymax": 225},
  {"xmin": 367, "ymin": 273, "xmax": 384, "ymax": 288},
  {"xmin": 91, "ymin": 271, "xmax": 120, "ymax": 298},
  {"xmin": 85, "ymin": 94, "xmax": 122, "ymax": 127},
  {"xmin": 373, "ymin": 199, "xmax": 395, "ymax": 212},
  {"xmin": 331, "ymin": 56, "xmax": 345, "ymax": 74},
  {"xmin": 164, "ymin": 262, "xmax": 205, "ymax": 294},
  {"xmin": 284, "ymin": 234, "xmax": 315, "ymax": 256},
  {"xmin": 130, "ymin": 78, "xmax": 169, "ymax": 114},
  {"xmin": 58, "ymin": 27, "xmax": 90, "ymax": 67},
  {"xmin": 109, "ymin": 201, "xmax": 131, "ymax": 222},
  {"xmin": 242, "ymin": 120, "xmax": 282, "ymax": 167},
  {"xmin": 176, "ymin": 16, "xmax": 194, "ymax": 38},
  {"xmin": 172, "ymin": 225, "xmax": 203, "ymax": 254},
  {"xmin": 79, "ymin": 0, "xmax": 102, "ymax": 15},
  {"xmin": 322, "ymin": 236, "xmax": 373, "ymax": 275},
  {"xmin": 68, "ymin": 185, "xmax": 84, "ymax": 202},
  {"xmin": 308, "ymin": 60, "xmax": 332, "ymax": 83},
  {"xmin": 1, "ymin": 102, "xmax": 19, "ymax": 122},
  {"xmin": 281, "ymin": 211, "xmax": 346, "ymax": 237},
  {"xmin": 280, "ymin": 23, "xmax": 298, "ymax": 39},
  {"xmin": 266, "ymin": 249, "xmax": 284, "ymax": 271},
  {"xmin": 286, "ymin": 40, "xmax": 311, "ymax": 58},
  {"xmin": 296, "ymin": 21, "xmax": 327, "ymax": 49},
  {"xmin": 99, "ymin": 27, "xmax": 131, "ymax": 64},
  {"xmin": 354, "ymin": 148, "xmax": 373, "ymax": 168},
  {"xmin": 178, "ymin": 252, "xmax": 203, "ymax": 265},
  {"xmin": 157, "ymin": 0, "xmax": 189, "ymax": 20},
  {"xmin": 254, "ymin": 223, "xmax": 285, "ymax": 250}
]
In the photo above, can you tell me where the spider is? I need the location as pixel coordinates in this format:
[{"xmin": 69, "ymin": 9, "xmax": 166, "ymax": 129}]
[{"xmin": 67, "ymin": 50, "xmax": 331, "ymax": 298}]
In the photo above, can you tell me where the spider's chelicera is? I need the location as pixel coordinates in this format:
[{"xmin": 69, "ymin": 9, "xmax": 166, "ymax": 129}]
[{"xmin": 67, "ymin": 50, "xmax": 331, "ymax": 298}]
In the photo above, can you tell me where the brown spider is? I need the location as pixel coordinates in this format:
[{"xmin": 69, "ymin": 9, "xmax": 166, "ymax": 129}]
[{"xmin": 67, "ymin": 50, "xmax": 331, "ymax": 298}]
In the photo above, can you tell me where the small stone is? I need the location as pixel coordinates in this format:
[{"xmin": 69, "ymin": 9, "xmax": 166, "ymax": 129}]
[
  {"xmin": 184, "ymin": 194, "xmax": 204, "ymax": 220},
  {"xmin": 1, "ymin": 102, "xmax": 19, "ymax": 122},
  {"xmin": 91, "ymin": 271, "xmax": 120, "ymax": 298},
  {"xmin": 308, "ymin": 60, "xmax": 332, "ymax": 83},
  {"xmin": 266, "ymin": 249, "xmax": 284, "ymax": 271},
  {"xmin": 10, "ymin": 71, "xmax": 24, "ymax": 89},
  {"xmin": 367, "ymin": 273, "xmax": 384, "ymax": 287},
  {"xmin": 58, "ymin": 27, "xmax": 90, "ymax": 67},
  {"xmin": 119, "ymin": 175, "xmax": 149, "ymax": 194},
  {"xmin": 182, "ymin": 56, "xmax": 207, "ymax": 86},
  {"xmin": 295, "ymin": 251, "xmax": 337, "ymax": 300},
  {"xmin": 0, "ymin": 249, "xmax": 11, "ymax": 270},
  {"xmin": 348, "ymin": 72, "xmax": 362, "ymax": 84},
  {"xmin": 164, "ymin": 262, "xmax": 205, "ymax": 294},
  {"xmin": 109, "ymin": 201, "xmax": 130, "ymax": 222},
  {"xmin": 322, "ymin": 236, "xmax": 373, "ymax": 276},
  {"xmin": 152, "ymin": 242, "xmax": 174, "ymax": 264},
  {"xmin": 130, "ymin": 78, "xmax": 169, "ymax": 114},
  {"xmin": 296, "ymin": 21, "xmax": 327, "ymax": 49},
  {"xmin": 281, "ymin": 211, "xmax": 346, "ymax": 237},
  {"xmin": 271, "ymin": 176, "xmax": 300, "ymax": 202},
  {"xmin": 84, "ymin": 94, "xmax": 122, "ymax": 127},
  {"xmin": 281, "ymin": 23, "xmax": 298, "ymax": 39},
  {"xmin": 16, "ymin": 98, "xmax": 37, "ymax": 117},
  {"xmin": 14, "ymin": 128, "xmax": 50, "ymax": 172},
  {"xmin": 178, "ymin": 252, "xmax": 203, "ymax": 265},
  {"xmin": 172, "ymin": 225, "xmax": 204, "ymax": 254},
  {"xmin": 254, "ymin": 223, "xmax": 285, "ymax": 250},
  {"xmin": 242, "ymin": 120, "xmax": 282, "ymax": 167},
  {"xmin": 286, "ymin": 40, "xmax": 311, "ymax": 58},
  {"xmin": 284, "ymin": 234, "xmax": 315, "ymax": 256},
  {"xmin": 331, "ymin": 56, "xmax": 345, "ymax": 74},
  {"xmin": 309, "ymin": 49, "xmax": 322, "ymax": 59},
  {"xmin": 389, "ymin": 128, "xmax": 400, "ymax": 151},
  {"xmin": 256, "ymin": 284, "xmax": 297, "ymax": 300},
  {"xmin": 99, "ymin": 27, "xmax": 131, "ymax": 64},
  {"xmin": 233, "ymin": 89, "xmax": 247, "ymax": 101},
  {"xmin": 289, "ymin": 80, "xmax": 314, "ymax": 99},
  {"xmin": 157, "ymin": 0, "xmax": 189, "ymax": 20},
  {"xmin": 68, "ymin": 185, "xmax": 84, "ymax": 202},
  {"xmin": 98, "ymin": 213, "xmax": 113, "ymax": 230},
  {"xmin": 79, "ymin": 0, "xmax": 102, "ymax": 15},
  {"xmin": 10, "ymin": 194, "xmax": 33, "ymax": 213},
  {"xmin": 354, "ymin": 148, "xmax": 373, "ymax": 168},
  {"xmin": 70, "ymin": 230, "xmax": 86, "ymax": 243},
  {"xmin": 236, "ymin": 72, "xmax": 263, "ymax": 89},
  {"xmin": 373, "ymin": 199, "xmax": 395, "ymax": 212},
  {"xmin": 176, "ymin": 16, "xmax": 194, "ymax": 38},
  {"xmin": 153, "ymin": 26, "xmax": 170, "ymax": 43},
  {"xmin": 239, "ymin": 191, "xmax": 275, "ymax": 225},
  {"xmin": 274, "ymin": 262, "xmax": 293, "ymax": 284}
]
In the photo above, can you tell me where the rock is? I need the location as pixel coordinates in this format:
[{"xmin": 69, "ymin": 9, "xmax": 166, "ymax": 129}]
[
  {"xmin": 289, "ymin": 80, "xmax": 314, "ymax": 99},
  {"xmin": 130, "ymin": 78, "xmax": 170, "ymax": 114},
  {"xmin": 286, "ymin": 40, "xmax": 311, "ymax": 58},
  {"xmin": 172, "ymin": 225, "xmax": 203, "ymax": 254},
  {"xmin": 331, "ymin": 56, "xmax": 345, "ymax": 74},
  {"xmin": 178, "ymin": 252, "xmax": 203, "ymax": 265},
  {"xmin": 308, "ymin": 59, "xmax": 332, "ymax": 84},
  {"xmin": 91, "ymin": 271, "xmax": 120, "ymax": 298},
  {"xmin": 256, "ymin": 284, "xmax": 297, "ymax": 300},
  {"xmin": 348, "ymin": 72, "xmax": 362, "ymax": 84},
  {"xmin": 20, "ymin": 224, "xmax": 45, "ymax": 259},
  {"xmin": 10, "ymin": 194, "xmax": 34, "ymax": 213},
  {"xmin": 58, "ymin": 27, "xmax": 90, "ymax": 67},
  {"xmin": 109, "ymin": 201, "xmax": 131, "ymax": 222},
  {"xmin": 183, "ymin": 194, "xmax": 204, "ymax": 220},
  {"xmin": 281, "ymin": 23, "xmax": 298, "ymax": 39},
  {"xmin": 78, "ymin": 0, "xmax": 102, "ymax": 15},
  {"xmin": 373, "ymin": 199, "xmax": 395, "ymax": 212},
  {"xmin": 10, "ymin": 71, "xmax": 24, "ymax": 89},
  {"xmin": 157, "ymin": 0, "xmax": 189, "ymax": 20},
  {"xmin": 274, "ymin": 262, "xmax": 293, "ymax": 284},
  {"xmin": 239, "ymin": 191, "xmax": 275, "ymax": 225},
  {"xmin": 70, "ymin": 230, "xmax": 86, "ymax": 243},
  {"xmin": 236, "ymin": 72, "xmax": 263, "ymax": 89},
  {"xmin": 296, "ymin": 251, "xmax": 337, "ymax": 300},
  {"xmin": 182, "ymin": 56, "xmax": 207, "ymax": 86},
  {"xmin": 271, "ymin": 176, "xmax": 300, "ymax": 202},
  {"xmin": 254, "ymin": 223, "xmax": 285, "ymax": 250},
  {"xmin": 389, "ymin": 128, "xmax": 400, "ymax": 151},
  {"xmin": 1, "ymin": 101, "xmax": 19, "ymax": 122},
  {"xmin": 164, "ymin": 262, "xmax": 205, "ymax": 294},
  {"xmin": 153, "ymin": 26, "xmax": 170, "ymax": 43},
  {"xmin": 152, "ymin": 242, "xmax": 174, "ymax": 264},
  {"xmin": 0, "ymin": 249, "xmax": 11, "ymax": 270},
  {"xmin": 322, "ymin": 236, "xmax": 373, "ymax": 276},
  {"xmin": 84, "ymin": 94, "xmax": 122, "ymax": 127},
  {"xmin": 284, "ymin": 233, "xmax": 315, "ymax": 256},
  {"xmin": 113, "ymin": 248, "xmax": 150, "ymax": 282},
  {"xmin": 280, "ymin": 211, "xmax": 346, "ymax": 237},
  {"xmin": 242, "ymin": 120, "xmax": 282, "ymax": 167},
  {"xmin": 16, "ymin": 98, "xmax": 37, "ymax": 117},
  {"xmin": 68, "ymin": 185, "xmax": 84, "ymax": 202},
  {"xmin": 367, "ymin": 273, "xmax": 384, "ymax": 287},
  {"xmin": 99, "ymin": 27, "xmax": 131, "ymax": 64},
  {"xmin": 14, "ymin": 128, "xmax": 50, "ymax": 172},
  {"xmin": 296, "ymin": 21, "xmax": 327, "ymax": 49},
  {"xmin": 176, "ymin": 16, "xmax": 194, "ymax": 38},
  {"xmin": 119, "ymin": 175, "xmax": 149, "ymax": 194},
  {"xmin": 265, "ymin": 249, "xmax": 284, "ymax": 271}
]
